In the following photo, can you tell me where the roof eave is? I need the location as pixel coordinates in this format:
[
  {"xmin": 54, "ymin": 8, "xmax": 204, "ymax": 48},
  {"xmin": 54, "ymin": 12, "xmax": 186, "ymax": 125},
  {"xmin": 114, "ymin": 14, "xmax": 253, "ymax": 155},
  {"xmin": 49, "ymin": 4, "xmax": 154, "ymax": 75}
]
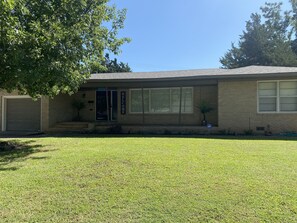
[{"xmin": 87, "ymin": 72, "xmax": 297, "ymax": 83}]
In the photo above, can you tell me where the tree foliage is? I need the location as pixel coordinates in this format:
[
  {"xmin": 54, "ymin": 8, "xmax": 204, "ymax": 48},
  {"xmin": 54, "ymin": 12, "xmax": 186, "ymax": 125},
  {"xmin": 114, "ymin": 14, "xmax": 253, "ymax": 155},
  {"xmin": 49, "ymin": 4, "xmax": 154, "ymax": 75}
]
[
  {"xmin": 0, "ymin": 0, "xmax": 130, "ymax": 97},
  {"xmin": 220, "ymin": 2, "xmax": 297, "ymax": 68},
  {"xmin": 91, "ymin": 53, "xmax": 132, "ymax": 73}
]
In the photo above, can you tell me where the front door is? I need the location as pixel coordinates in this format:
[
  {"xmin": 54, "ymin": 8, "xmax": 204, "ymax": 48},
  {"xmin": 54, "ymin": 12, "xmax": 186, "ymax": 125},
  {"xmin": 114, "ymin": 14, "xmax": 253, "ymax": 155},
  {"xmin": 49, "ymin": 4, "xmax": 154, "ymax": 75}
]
[{"xmin": 96, "ymin": 90, "xmax": 118, "ymax": 121}]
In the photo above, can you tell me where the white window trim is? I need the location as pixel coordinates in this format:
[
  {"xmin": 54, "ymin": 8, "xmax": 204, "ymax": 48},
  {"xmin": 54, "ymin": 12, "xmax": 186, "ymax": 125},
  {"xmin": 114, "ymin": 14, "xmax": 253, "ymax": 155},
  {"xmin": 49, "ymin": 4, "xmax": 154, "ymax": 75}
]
[
  {"xmin": 1, "ymin": 95, "xmax": 43, "ymax": 131},
  {"xmin": 129, "ymin": 87, "xmax": 194, "ymax": 114},
  {"xmin": 257, "ymin": 80, "xmax": 297, "ymax": 114}
]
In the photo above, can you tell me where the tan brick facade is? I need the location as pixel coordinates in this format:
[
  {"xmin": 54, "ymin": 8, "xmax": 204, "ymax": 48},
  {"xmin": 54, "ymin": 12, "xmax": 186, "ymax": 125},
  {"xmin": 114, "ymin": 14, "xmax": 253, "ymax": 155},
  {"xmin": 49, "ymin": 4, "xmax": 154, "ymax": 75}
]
[
  {"xmin": 218, "ymin": 80, "xmax": 297, "ymax": 134},
  {"xmin": 48, "ymin": 90, "xmax": 96, "ymax": 127},
  {"xmin": 2, "ymin": 78, "xmax": 296, "ymax": 134}
]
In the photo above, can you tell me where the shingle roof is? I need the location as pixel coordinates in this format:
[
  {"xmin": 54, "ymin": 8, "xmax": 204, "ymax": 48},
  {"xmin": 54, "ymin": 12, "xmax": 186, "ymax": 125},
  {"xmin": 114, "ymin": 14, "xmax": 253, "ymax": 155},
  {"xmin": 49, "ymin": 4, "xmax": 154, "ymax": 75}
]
[
  {"xmin": 225, "ymin": 66, "xmax": 297, "ymax": 75},
  {"xmin": 89, "ymin": 65, "xmax": 297, "ymax": 81}
]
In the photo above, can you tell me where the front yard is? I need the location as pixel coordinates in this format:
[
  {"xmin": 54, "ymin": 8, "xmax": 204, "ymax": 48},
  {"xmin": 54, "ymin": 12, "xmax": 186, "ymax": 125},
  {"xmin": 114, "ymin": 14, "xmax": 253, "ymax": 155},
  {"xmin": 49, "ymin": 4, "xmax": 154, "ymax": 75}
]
[{"xmin": 0, "ymin": 136, "xmax": 296, "ymax": 222}]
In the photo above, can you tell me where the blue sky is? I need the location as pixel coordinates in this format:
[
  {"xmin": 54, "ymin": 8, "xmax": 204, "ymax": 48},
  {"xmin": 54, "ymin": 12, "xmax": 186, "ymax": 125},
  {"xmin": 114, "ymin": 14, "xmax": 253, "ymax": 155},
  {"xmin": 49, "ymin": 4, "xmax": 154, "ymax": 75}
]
[{"xmin": 109, "ymin": 0, "xmax": 291, "ymax": 72}]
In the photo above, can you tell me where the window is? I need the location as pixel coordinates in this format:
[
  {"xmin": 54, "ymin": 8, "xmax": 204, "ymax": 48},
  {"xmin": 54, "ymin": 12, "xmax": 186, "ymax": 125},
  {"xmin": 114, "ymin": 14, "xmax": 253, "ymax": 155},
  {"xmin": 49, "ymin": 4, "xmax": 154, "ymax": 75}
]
[
  {"xmin": 130, "ymin": 89, "xmax": 149, "ymax": 113},
  {"xmin": 280, "ymin": 81, "xmax": 297, "ymax": 111},
  {"xmin": 258, "ymin": 81, "xmax": 297, "ymax": 113},
  {"xmin": 258, "ymin": 82, "xmax": 277, "ymax": 112},
  {"xmin": 130, "ymin": 87, "xmax": 193, "ymax": 114},
  {"xmin": 182, "ymin": 88, "xmax": 193, "ymax": 113},
  {"xmin": 150, "ymin": 89, "xmax": 170, "ymax": 112}
]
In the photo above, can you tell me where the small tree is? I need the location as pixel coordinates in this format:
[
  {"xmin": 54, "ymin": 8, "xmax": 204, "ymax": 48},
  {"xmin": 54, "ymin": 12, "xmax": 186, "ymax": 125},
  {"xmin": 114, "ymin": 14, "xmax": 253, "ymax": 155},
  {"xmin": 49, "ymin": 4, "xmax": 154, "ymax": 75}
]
[
  {"xmin": 198, "ymin": 101, "xmax": 214, "ymax": 126},
  {"xmin": 72, "ymin": 100, "xmax": 86, "ymax": 121}
]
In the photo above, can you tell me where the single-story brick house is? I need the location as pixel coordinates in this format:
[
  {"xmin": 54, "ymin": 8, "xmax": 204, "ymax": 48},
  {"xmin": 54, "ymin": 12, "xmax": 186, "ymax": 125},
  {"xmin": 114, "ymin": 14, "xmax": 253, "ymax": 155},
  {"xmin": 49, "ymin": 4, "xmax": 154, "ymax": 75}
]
[{"xmin": 1, "ymin": 65, "xmax": 297, "ymax": 134}]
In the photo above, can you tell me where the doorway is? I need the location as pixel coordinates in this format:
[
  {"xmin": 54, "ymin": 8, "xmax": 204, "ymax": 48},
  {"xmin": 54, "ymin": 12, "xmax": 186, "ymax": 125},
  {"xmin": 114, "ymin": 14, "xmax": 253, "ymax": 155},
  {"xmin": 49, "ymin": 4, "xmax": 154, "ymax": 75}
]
[{"xmin": 96, "ymin": 90, "xmax": 118, "ymax": 121}]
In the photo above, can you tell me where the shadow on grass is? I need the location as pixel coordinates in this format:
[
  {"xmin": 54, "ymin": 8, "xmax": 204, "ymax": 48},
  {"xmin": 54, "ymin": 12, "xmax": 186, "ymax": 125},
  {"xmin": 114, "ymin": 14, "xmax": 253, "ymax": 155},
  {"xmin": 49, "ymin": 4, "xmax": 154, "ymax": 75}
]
[
  {"xmin": 1, "ymin": 131, "xmax": 297, "ymax": 141},
  {"xmin": 0, "ymin": 140, "xmax": 48, "ymax": 171},
  {"xmin": 8, "ymin": 133, "xmax": 297, "ymax": 141}
]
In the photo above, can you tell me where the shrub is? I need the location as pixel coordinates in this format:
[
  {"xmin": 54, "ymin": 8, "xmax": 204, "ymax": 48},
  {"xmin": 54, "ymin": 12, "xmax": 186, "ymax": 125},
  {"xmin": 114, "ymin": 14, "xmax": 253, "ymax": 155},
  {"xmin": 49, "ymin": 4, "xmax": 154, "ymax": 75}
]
[{"xmin": 243, "ymin": 129, "xmax": 253, "ymax": 135}]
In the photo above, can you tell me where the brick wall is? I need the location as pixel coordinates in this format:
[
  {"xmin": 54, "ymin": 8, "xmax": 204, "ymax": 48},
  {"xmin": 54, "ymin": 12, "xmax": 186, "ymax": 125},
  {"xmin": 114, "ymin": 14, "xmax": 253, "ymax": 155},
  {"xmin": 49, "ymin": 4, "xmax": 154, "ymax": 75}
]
[
  {"xmin": 218, "ymin": 80, "xmax": 297, "ymax": 134},
  {"xmin": 48, "ymin": 90, "xmax": 96, "ymax": 127}
]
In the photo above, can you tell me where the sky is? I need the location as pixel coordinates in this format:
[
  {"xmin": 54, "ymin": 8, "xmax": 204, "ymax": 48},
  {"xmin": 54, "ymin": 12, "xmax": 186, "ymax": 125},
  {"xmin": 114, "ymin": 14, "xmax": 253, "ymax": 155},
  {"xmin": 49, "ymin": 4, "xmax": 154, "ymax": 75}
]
[{"xmin": 109, "ymin": 0, "xmax": 291, "ymax": 72}]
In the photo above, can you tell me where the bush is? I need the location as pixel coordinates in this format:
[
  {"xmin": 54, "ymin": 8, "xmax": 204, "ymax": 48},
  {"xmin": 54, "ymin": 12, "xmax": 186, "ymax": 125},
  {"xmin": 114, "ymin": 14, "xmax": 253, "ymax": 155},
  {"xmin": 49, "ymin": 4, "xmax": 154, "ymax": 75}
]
[
  {"xmin": 218, "ymin": 129, "xmax": 236, "ymax": 136},
  {"xmin": 243, "ymin": 129, "xmax": 253, "ymax": 135},
  {"xmin": 108, "ymin": 125, "xmax": 122, "ymax": 134}
]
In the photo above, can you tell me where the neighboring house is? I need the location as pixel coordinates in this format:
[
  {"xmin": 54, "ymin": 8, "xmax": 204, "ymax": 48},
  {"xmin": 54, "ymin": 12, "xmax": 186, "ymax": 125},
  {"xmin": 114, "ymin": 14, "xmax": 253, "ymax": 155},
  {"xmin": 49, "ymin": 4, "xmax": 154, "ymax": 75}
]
[{"xmin": 1, "ymin": 65, "xmax": 297, "ymax": 134}]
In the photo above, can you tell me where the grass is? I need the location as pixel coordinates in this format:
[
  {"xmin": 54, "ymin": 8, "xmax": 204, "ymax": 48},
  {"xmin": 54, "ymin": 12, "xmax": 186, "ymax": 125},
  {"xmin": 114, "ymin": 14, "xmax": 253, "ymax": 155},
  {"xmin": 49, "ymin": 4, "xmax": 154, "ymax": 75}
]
[{"xmin": 0, "ymin": 136, "xmax": 297, "ymax": 222}]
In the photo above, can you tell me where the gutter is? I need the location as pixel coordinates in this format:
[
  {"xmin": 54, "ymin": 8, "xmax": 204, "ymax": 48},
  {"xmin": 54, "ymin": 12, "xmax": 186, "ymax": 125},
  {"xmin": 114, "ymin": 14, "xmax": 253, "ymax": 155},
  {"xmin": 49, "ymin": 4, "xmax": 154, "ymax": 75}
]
[{"xmin": 86, "ymin": 72, "xmax": 297, "ymax": 83}]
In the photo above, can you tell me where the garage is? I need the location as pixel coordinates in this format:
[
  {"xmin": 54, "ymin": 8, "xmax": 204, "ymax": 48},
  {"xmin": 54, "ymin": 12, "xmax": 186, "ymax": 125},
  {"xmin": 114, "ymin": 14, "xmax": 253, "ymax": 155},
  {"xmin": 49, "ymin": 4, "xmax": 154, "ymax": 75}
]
[{"xmin": 4, "ymin": 97, "xmax": 41, "ymax": 131}]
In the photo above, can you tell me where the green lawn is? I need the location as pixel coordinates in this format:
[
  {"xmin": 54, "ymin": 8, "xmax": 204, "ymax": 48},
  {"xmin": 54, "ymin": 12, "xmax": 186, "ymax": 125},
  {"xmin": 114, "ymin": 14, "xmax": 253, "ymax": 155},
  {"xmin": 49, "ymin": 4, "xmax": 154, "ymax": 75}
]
[{"xmin": 0, "ymin": 136, "xmax": 297, "ymax": 222}]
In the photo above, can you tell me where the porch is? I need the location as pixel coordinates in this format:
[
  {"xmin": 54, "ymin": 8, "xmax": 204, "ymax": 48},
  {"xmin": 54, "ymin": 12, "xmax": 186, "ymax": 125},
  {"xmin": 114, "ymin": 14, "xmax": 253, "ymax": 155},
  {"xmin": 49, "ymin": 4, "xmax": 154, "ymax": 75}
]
[{"xmin": 47, "ymin": 83, "xmax": 219, "ymax": 132}]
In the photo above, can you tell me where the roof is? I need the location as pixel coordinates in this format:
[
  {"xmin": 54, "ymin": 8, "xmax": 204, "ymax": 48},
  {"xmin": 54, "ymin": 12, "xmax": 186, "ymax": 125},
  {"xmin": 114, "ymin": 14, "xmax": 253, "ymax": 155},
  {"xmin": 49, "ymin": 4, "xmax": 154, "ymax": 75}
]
[{"xmin": 89, "ymin": 65, "xmax": 297, "ymax": 82}]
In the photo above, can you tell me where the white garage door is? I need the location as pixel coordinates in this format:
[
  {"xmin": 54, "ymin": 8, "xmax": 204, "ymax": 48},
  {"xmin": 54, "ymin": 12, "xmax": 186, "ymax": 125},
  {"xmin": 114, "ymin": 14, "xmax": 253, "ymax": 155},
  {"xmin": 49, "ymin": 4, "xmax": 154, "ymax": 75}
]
[{"xmin": 6, "ymin": 98, "xmax": 41, "ymax": 131}]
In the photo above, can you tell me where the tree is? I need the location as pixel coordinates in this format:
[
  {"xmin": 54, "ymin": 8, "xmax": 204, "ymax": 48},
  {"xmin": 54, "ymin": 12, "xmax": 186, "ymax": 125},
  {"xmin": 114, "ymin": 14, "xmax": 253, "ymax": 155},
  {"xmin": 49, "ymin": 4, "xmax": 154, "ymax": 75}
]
[
  {"xmin": 220, "ymin": 2, "xmax": 297, "ymax": 69},
  {"xmin": 290, "ymin": 0, "xmax": 297, "ymax": 54},
  {"xmin": 0, "ymin": 0, "xmax": 130, "ymax": 97},
  {"xmin": 91, "ymin": 53, "xmax": 132, "ymax": 73}
]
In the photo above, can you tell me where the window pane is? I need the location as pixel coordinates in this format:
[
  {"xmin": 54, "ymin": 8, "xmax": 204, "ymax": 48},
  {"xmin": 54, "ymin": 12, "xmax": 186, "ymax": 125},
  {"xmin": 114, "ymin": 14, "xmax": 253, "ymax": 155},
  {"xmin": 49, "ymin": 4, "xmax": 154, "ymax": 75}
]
[
  {"xmin": 258, "ymin": 82, "xmax": 277, "ymax": 96},
  {"xmin": 130, "ymin": 90, "xmax": 149, "ymax": 113},
  {"xmin": 130, "ymin": 90, "xmax": 142, "ymax": 112},
  {"xmin": 280, "ymin": 97, "xmax": 297, "ymax": 111},
  {"xmin": 280, "ymin": 81, "xmax": 297, "ymax": 96},
  {"xmin": 182, "ymin": 88, "xmax": 193, "ymax": 113},
  {"xmin": 150, "ymin": 89, "xmax": 170, "ymax": 113},
  {"xmin": 171, "ymin": 88, "xmax": 180, "ymax": 113},
  {"xmin": 143, "ymin": 90, "xmax": 149, "ymax": 112},
  {"xmin": 259, "ymin": 97, "xmax": 277, "ymax": 112}
]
